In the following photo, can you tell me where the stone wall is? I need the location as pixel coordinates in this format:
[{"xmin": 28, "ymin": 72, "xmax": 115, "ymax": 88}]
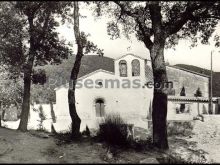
[
  {"xmin": 2, "ymin": 104, "xmax": 56, "ymax": 132},
  {"xmin": 167, "ymin": 66, "xmax": 209, "ymax": 97}
]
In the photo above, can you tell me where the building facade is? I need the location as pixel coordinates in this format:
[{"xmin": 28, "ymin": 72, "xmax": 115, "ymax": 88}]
[
  {"xmin": 53, "ymin": 54, "xmax": 211, "ymax": 133},
  {"xmin": 54, "ymin": 54, "xmax": 153, "ymax": 132}
]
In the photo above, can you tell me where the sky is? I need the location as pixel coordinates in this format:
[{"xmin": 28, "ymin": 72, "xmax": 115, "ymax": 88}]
[{"xmin": 57, "ymin": 4, "xmax": 220, "ymax": 72}]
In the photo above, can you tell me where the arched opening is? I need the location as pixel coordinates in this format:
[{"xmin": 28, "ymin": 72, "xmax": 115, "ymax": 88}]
[
  {"xmin": 119, "ymin": 60, "xmax": 127, "ymax": 77},
  {"xmin": 131, "ymin": 59, "xmax": 140, "ymax": 76},
  {"xmin": 95, "ymin": 98, "xmax": 105, "ymax": 117}
]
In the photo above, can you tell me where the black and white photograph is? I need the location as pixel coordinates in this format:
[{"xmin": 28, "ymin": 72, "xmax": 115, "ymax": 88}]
[{"xmin": 0, "ymin": 1, "xmax": 220, "ymax": 164}]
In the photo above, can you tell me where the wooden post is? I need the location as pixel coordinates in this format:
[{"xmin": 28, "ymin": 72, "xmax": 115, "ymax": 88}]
[
  {"xmin": 0, "ymin": 101, "xmax": 2, "ymax": 127},
  {"xmin": 210, "ymin": 50, "xmax": 213, "ymax": 114}
]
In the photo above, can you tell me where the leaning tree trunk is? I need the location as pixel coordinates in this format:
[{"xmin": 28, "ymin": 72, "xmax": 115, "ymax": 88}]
[
  {"xmin": 18, "ymin": 16, "xmax": 35, "ymax": 132},
  {"xmin": 68, "ymin": 1, "xmax": 82, "ymax": 139},
  {"xmin": 150, "ymin": 41, "xmax": 169, "ymax": 150},
  {"xmin": 0, "ymin": 102, "xmax": 1, "ymax": 127},
  {"xmin": 68, "ymin": 55, "xmax": 82, "ymax": 138}
]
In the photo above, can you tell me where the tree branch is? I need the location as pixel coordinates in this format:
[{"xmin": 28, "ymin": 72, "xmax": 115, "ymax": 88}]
[
  {"xmin": 136, "ymin": 19, "xmax": 153, "ymax": 49},
  {"xmin": 165, "ymin": 2, "xmax": 216, "ymax": 36},
  {"xmin": 113, "ymin": 1, "xmax": 139, "ymax": 19},
  {"xmin": 73, "ymin": 1, "xmax": 82, "ymax": 51},
  {"xmin": 114, "ymin": 1, "xmax": 153, "ymax": 49},
  {"xmin": 38, "ymin": 8, "xmax": 51, "ymax": 45},
  {"xmin": 149, "ymin": 2, "xmax": 162, "ymax": 33},
  {"xmin": 149, "ymin": 1, "xmax": 165, "ymax": 44}
]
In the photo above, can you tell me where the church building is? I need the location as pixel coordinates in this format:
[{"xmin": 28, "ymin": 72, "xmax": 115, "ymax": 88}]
[{"xmin": 53, "ymin": 53, "xmax": 210, "ymax": 132}]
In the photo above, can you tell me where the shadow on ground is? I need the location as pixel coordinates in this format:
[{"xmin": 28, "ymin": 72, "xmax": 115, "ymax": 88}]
[{"xmin": 0, "ymin": 127, "xmax": 213, "ymax": 164}]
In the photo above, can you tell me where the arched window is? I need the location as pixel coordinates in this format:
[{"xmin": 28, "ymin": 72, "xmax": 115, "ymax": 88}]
[
  {"xmin": 131, "ymin": 59, "xmax": 140, "ymax": 76},
  {"xmin": 180, "ymin": 86, "xmax": 186, "ymax": 113},
  {"xmin": 95, "ymin": 99, "xmax": 105, "ymax": 117},
  {"xmin": 119, "ymin": 60, "xmax": 127, "ymax": 77}
]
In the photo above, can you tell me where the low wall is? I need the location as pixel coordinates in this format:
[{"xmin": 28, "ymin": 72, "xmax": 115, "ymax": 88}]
[
  {"xmin": 167, "ymin": 96, "xmax": 219, "ymax": 121},
  {"xmin": 2, "ymin": 104, "xmax": 56, "ymax": 132}
]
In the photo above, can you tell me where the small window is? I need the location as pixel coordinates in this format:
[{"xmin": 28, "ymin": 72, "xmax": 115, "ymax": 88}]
[
  {"xmin": 95, "ymin": 99, "xmax": 105, "ymax": 117},
  {"xmin": 194, "ymin": 87, "xmax": 202, "ymax": 97},
  {"xmin": 119, "ymin": 60, "xmax": 127, "ymax": 77},
  {"xmin": 180, "ymin": 86, "xmax": 186, "ymax": 96},
  {"xmin": 131, "ymin": 59, "xmax": 140, "ymax": 76},
  {"xmin": 176, "ymin": 104, "xmax": 191, "ymax": 114}
]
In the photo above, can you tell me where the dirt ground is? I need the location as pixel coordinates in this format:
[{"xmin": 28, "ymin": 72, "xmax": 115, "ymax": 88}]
[
  {"xmin": 188, "ymin": 119, "xmax": 220, "ymax": 163},
  {"xmin": 0, "ymin": 124, "xmax": 219, "ymax": 164},
  {"xmin": 0, "ymin": 127, "xmax": 159, "ymax": 163}
]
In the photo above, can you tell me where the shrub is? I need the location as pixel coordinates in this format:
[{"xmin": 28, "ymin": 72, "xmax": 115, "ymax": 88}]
[
  {"xmin": 167, "ymin": 121, "xmax": 194, "ymax": 137},
  {"xmin": 97, "ymin": 113, "xmax": 130, "ymax": 147},
  {"xmin": 81, "ymin": 125, "xmax": 91, "ymax": 137},
  {"xmin": 37, "ymin": 105, "xmax": 46, "ymax": 131}
]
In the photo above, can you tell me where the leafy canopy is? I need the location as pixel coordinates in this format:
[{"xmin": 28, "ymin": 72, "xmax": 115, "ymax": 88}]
[
  {"xmin": 93, "ymin": 1, "xmax": 220, "ymax": 49},
  {"xmin": 0, "ymin": 2, "xmax": 72, "ymax": 80}
]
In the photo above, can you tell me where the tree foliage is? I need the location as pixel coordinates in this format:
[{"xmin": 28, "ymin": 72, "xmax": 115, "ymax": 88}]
[
  {"xmin": 0, "ymin": 67, "xmax": 23, "ymax": 109},
  {"xmin": 94, "ymin": 1, "xmax": 220, "ymax": 49},
  {"xmin": 0, "ymin": 1, "xmax": 74, "ymax": 131},
  {"xmin": 0, "ymin": 1, "xmax": 74, "ymax": 81}
]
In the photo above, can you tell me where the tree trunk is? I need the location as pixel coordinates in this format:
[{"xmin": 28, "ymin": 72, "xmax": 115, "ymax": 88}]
[
  {"xmin": 68, "ymin": 55, "xmax": 83, "ymax": 138},
  {"xmin": 0, "ymin": 102, "xmax": 1, "ymax": 127},
  {"xmin": 150, "ymin": 41, "xmax": 169, "ymax": 150},
  {"xmin": 18, "ymin": 15, "xmax": 35, "ymax": 132},
  {"xmin": 2, "ymin": 109, "xmax": 5, "ymax": 121},
  {"xmin": 68, "ymin": 88, "xmax": 81, "ymax": 138},
  {"xmin": 68, "ymin": 1, "xmax": 82, "ymax": 139},
  {"xmin": 18, "ymin": 70, "xmax": 32, "ymax": 131},
  {"xmin": 50, "ymin": 101, "xmax": 56, "ymax": 123}
]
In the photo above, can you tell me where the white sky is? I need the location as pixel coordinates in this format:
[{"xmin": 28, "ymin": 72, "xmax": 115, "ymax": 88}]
[{"xmin": 57, "ymin": 4, "xmax": 220, "ymax": 72}]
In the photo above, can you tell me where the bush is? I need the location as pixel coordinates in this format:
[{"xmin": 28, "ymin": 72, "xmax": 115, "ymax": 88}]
[
  {"xmin": 97, "ymin": 114, "xmax": 130, "ymax": 147},
  {"xmin": 37, "ymin": 105, "xmax": 46, "ymax": 131},
  {"xmin": 81, "ymin": 125, "xmax": 90, "ymax": 137},
  {"xmin": 167, "ymin": 121, "xmax": 194, "ymax": 137}
]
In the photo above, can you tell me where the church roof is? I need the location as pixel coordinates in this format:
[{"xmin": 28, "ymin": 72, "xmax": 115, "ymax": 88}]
[
  {"xmin": 114, "ymin": 53, "xmax": 146, "ymax": 61},
  {"xmin": 77, "ymin": 55, "xmax": 115, "ymax": 78},
  {"xmin": 54, "ymin": 55, "xmax": 154, "ymax": 90},
  {"xmin": 53, "ymin": 54, "xmax": 210, "ymax": 91},
  {"xmin": 76, "ymin": 55, "xmax": 209, "ymax": 80},
  {"xmin": 78, "ymin": 55, "xmax": 154, "ymax": 81},
  {"xmin": 168, "ymin": 65, "xmax": 210, "ymax": 78}
]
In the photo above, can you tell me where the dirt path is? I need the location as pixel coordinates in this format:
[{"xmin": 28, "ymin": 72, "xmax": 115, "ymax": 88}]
[
  {"xmin": 0, "ymin": 128, "xmax": 58, "ymax": 163},
  {"xmin": 0, "ymin": 128, "xmax": 155, "ymax": 163},
  {"xmin": 0, "ymin": 128, "xmax": 107, "ymax": 163}
]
